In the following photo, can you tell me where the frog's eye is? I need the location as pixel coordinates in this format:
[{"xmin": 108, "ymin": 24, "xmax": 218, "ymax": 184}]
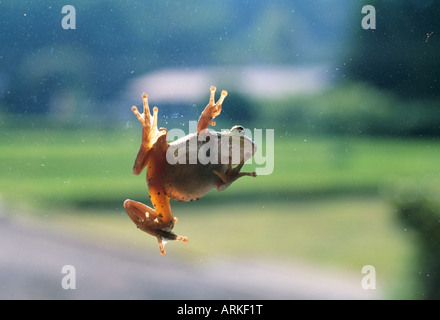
[{"xmin": 231, "ymin": 125, "xmax": 244, "ymax": 134}]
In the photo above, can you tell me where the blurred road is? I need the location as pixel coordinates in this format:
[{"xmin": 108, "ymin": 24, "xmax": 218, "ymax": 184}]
[{"xmin": 0, "ymin": 208, "xmax": 379, "ymax": 300}]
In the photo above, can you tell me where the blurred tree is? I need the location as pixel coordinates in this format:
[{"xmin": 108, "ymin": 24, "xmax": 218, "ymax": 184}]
[
  {"xmin": 344, "ymin": 0, "xmax": 440, "ymax": 99},
  {"xmin": 219, "ymin": 91, "xmax": 255, "ymax": 124},
  {"xmin": 391, "ymin": 176, "xmax": 440, "ymax": 299}
]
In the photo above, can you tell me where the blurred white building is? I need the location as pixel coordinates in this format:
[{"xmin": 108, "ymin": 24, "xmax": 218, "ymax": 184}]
[{"xmin": 125, "ymin": 65, "xmax": 331, "ymax": 104}]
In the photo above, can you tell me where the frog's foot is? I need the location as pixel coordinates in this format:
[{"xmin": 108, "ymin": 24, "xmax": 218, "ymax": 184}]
[
  {"xmin": 123, "ymin": 199, "xmax": 188, "ymax": 255},
  {"xmin": 131, "ymin": 93, "xmax": 168, "ymax": 174},
  {"xmin": 132, "ymin": 93, "xmax": 167, "ymax": 147},
  {"xmin": 197, "ymin": 86, "xmax": 228, "ymax": 132},
  {"xmin": 213, "ymin": 158, "xmax": 257, "ymax": 191},
  {"xmin": 156, "ymin": 233, "xmax": 189, "ymax": 256}
]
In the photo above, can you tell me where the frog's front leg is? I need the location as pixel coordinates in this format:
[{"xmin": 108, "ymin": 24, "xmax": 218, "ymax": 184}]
[
  {"xmin": 131, "ymin": 93, "xmax": 168, "ymax": 175},
  {"xmin": 197, "ymin": 86, "xmax": 228, "ymax": 133},
  {"xmin": 124, "ymin": 198, "xmax": 188, "ymax": 255},
  {"xmin": 213, "ymin": 158, "xmax": 257, "ymax": 192}
]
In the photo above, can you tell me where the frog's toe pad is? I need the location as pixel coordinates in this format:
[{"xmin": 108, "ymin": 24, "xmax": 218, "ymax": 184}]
[{"xmin": 176, "ymin": 235, "xmax": 189, "ymax": 242}]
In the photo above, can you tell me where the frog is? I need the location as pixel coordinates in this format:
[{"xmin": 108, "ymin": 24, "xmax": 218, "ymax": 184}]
[{"xmin": 123, "ymin": 86, "xmax": 257, "ymax": 255}]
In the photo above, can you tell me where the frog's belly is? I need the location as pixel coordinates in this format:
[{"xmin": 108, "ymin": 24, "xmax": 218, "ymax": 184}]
[{"xmin": 162, "ymin": 163, "xmax": 227, "ymax": 202}]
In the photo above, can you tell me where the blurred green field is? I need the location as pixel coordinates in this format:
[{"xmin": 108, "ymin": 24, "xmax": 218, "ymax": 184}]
[
  {"xmin": 1, "ymin": 127, "xmax": 439, "ymax": 298},
  {"xmin": 1, "ymin": 127, "xmax": 439, "ymax": 207}
]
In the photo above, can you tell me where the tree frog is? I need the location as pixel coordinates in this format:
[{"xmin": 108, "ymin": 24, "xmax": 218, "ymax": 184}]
[{"xmin": 124, "ymin": 86, "xmax": 257, "ymax": 255}]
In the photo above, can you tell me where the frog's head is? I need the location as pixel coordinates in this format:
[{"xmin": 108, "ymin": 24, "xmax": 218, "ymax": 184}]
[{"xmin": 221, "ymin": 125, "xmax": 256, "ymax": 165}]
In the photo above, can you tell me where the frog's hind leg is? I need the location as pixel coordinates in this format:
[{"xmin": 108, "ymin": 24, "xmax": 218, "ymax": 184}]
[
  {"xmin": 213, "ymin": 158, "xmax": 257, "ymax": 191},
  {"xmin": 197, "ymin": 86, "xmax": 228, "ymax": 133},
  {"xmin": 123, "ymin": 199, "xmax": 188, "ymax": 255}
]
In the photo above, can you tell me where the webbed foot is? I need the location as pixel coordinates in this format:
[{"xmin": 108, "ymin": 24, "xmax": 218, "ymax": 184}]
[
  {"xmin": 131, "ymin": 93, "xmax": 168, "ymax": 175},
  {"xmin": 197, "ymin": 86, "xmax": 228, "ymax": 133}
]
